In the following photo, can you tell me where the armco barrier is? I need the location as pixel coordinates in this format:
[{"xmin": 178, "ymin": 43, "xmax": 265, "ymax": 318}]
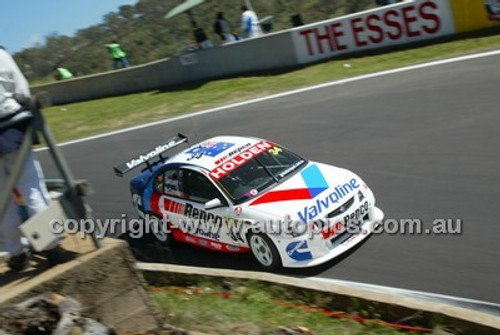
[{"xmin": 32, "ymin": 0, "xmax": 495, "ymax": 105}]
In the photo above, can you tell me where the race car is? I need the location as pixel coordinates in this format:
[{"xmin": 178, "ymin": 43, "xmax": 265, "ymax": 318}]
[{"xmin": 114, "ymin": 134, "xmax": 384, "ymax": 270}]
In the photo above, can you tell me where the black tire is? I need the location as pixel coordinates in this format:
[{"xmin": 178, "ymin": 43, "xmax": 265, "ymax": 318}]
[
  {"xmin": 124, "ymin": 215, "xmax": 172, "ymax": 262},
  {"xmin": 247, "ymin": 233, "xmax": 281, "ymax": 271},
  {"xmin": 148, "ymin": 214, "xmax": 172, "ymax": 245},
  {"xmin": 131, "ymin": 193, "xmax": 171, "ymax": 244}
]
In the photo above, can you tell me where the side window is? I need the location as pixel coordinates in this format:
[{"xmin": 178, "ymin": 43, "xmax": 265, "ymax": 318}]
[
  {"xmin": 184, "ymin": 170, "xmax": 224, "ymax": 204},
  {"xmin": 155, "ymin": 169, "xmax": 186, "ymax": 199}
]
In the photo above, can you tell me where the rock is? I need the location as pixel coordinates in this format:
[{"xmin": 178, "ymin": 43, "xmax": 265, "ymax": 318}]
[
  {"xmin": 295, "ymin": 327, "xmax": 311, "ymax": 334},
  {"xmin": 223, "ymin": 322, "xmax": 261, "ymax": 335},
  {"xmin": 0, "ymin": 293, "xmax": 114, "ymax": 335},
  {"xmin": 271, "ymin": 326, "xmax": 312, "ymax": 335},
  {"xmin": 233, "ymin": 286, "xmax": 248, "ymax": 296},
  {"xmin": 222, "ymin": 281, "xmax": 233, "ymax": 292}
]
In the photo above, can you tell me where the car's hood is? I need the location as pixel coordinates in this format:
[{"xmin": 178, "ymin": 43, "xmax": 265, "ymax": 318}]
[{"xmin": 241, "ymin": 162, "xmax": 362, "ymax": 222}]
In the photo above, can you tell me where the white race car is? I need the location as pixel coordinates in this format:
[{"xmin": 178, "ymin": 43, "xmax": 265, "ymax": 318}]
[{"xmin": 114, "ymin": 134, "xmax": 384, "ymax": 270}]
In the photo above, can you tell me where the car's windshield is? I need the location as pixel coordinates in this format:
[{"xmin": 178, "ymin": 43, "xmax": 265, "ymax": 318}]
[{"xmin": 217, "ymin": 146, "xmax": 306, "ymax": 204}]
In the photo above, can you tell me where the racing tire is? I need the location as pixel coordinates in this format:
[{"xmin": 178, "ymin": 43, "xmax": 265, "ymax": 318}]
[
  {"xmin": 148, "ymin": 215, "xmax": 172, "ymax": 245},
  {"xmin": 248, "ymin": 233, "xmax": 281, "ymax": 271}
]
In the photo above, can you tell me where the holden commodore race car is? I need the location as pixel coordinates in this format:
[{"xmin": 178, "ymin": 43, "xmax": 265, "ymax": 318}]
[{"xmin": 114, "ymin": 134, "xmax": 384, "ymax": 270}]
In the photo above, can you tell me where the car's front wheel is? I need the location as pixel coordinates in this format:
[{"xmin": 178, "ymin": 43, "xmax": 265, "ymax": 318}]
[{"xmin": 248, "ymin": 233, "xmax": 281, "ymax": 271}]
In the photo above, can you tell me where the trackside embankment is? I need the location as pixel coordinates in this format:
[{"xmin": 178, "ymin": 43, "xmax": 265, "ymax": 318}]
[{"xmin": 32, "ymin": 0, "xmax": 498, "ymax": 105}]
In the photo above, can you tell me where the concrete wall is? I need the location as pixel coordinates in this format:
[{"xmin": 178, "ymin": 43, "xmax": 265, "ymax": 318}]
[
  {"xmin": 32, "ymin": 30, "xmax": 297, "ymax": 105},
  {"xmin": 290, "ymin": 0, "xmax": 455, "ymax": 64}
]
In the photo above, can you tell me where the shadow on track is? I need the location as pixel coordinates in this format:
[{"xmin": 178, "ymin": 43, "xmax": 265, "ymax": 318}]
[{"xmin": 125, "ymin": 233, "xmax": 374, "ymax": 277}]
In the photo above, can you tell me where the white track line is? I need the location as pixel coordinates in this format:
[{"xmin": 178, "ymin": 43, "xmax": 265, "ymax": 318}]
[{"xmin": 35, "ymin": 48, "xmax": 500, "ymax": 152}]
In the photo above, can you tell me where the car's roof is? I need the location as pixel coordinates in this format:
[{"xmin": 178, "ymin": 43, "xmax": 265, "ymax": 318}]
[{"xmin": 170, "ymin": 135, "xmax": 266, "ymax": 172}]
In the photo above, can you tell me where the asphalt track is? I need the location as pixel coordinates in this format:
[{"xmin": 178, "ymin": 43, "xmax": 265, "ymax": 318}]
[{"xmin": 37, "ymin": 52, "xmax": 500, "ymax": 304}]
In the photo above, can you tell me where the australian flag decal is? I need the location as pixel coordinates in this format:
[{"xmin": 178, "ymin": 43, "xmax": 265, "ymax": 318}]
[{"xmin": 186, "ymin": 141, "xmax": 234, "ymax": 157}]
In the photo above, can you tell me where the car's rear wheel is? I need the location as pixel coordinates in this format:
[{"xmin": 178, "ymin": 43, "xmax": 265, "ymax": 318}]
[
  {"xmin": 149, "ymin": 216, "xmax": 172, "ymax": 244},
  {"xmin": 248, "ymin": 233, "xmax": 281, "ymax": 271},
  {"xmin": 125, "ymin": 216, "xmax": 172, "ymax": 262}
]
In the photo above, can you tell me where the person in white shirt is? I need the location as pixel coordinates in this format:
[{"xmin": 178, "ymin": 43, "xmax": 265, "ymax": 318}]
[
  {"xmin": 0, "ymin": 47, "xmax": 51, "ymax": 271},
  {"xmin": 241, "ymin": 5, "xmax": 262, "ymax": 38}
]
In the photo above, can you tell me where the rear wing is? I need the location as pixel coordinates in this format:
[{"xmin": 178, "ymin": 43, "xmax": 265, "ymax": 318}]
[{"xmin": 113, "ymin": 133, "xmax": 188, "ymax": 177}]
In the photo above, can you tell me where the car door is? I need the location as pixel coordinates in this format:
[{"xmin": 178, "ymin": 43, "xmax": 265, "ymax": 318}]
[
  {"xmin": 180, "ymin": 168, "xmax": 246, "ymax": 251},
  {"xmin": 150, "ymin": 166, "xmax": 246, "ymax": 251}
]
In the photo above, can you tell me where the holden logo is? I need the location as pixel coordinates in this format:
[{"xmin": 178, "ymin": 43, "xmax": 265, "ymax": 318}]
[
  {"xmin": 358, "ymin": 190, "xmax": 365, "ymax": 202},
  {"xmin": 339, "ymin": 206, "xmax": 346, "ymax": 213},
  {"xmin": 485, "ymin": 0, "xmax": 500, "ymax": 20}
]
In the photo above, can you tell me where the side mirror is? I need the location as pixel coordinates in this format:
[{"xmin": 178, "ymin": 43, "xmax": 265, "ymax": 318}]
[{"xmin": 204, "ymin": 198, "xmax": 223, "ymax": 210}]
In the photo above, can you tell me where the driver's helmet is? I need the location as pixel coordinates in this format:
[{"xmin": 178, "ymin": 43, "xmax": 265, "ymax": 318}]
[{"xmin": 164, "ymin": 171, "xmax": 184, "ymax": 197}]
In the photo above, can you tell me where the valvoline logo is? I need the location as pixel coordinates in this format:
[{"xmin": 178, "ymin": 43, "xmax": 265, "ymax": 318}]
[
  {"xmin": 286, "ymin": 240, "xmax": 313, "ymax": 261},
  {"xmin": 250, "ymin": 164, "xmax": 329, "ymax": 205},
  {"xmin": 298, "ymin": 178, "xmax": 359, "ymax": 223},
  {"xmin": 249, "ymin": 164, "xmax": 360, "ymax": 223}
]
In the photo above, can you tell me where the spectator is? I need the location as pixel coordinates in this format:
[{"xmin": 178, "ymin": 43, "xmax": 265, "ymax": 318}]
[
  {"xmin": 233, "ymin": 32, "xmax": 243, "ymax": 41},
  {"xmin": 0, "ymin": 48, "xmax": 53, "ymax": 271},
  {"xmin": 54, "ymin": 67, "xmax": 73, "ymax": 81},
  {"xmin": 191, "ymin": 21, "xmax": 213, "ymax": 49},
  {"xmin": 241, "ymin": 4, "xmax": 262, "ymax": 38},
  {"xmin": 214, "ymin": 12, "xmax": 236, "ymax": 44},
  {"xmin": 105, "ymin": 41, "xmax": 129, "ymax": 69}
]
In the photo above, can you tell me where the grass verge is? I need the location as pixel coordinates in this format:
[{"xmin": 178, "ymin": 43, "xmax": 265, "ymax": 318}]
[
  {"xmin": 43, "ymin": 30, "xmax": 500, "ymax": 143},
  {"xmin": 149, "ymin": 279, "xmax": 427, "ymax": 335}
]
